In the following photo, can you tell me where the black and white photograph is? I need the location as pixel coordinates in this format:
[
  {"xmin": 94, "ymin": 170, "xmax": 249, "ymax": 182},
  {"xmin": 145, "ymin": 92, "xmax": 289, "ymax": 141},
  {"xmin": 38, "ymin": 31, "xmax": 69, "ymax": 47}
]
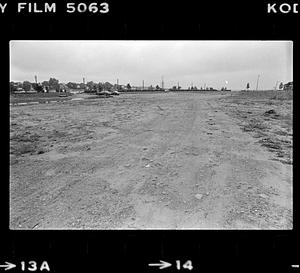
[{"xmin": 9, "ymin": 40, "xmax": 293, "ymax": 230}]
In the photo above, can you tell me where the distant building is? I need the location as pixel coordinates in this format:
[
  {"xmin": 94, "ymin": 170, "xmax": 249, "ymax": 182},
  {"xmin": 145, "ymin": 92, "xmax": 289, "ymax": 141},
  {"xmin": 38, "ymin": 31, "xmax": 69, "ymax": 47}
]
[
  {"xmin": 27, "ymin": 88, "xmax": 37, "ymax": 93},
  {"xmin": 69, "ymin": 88, "xmax": 85, "ymax": 94},
  {"xmin": 283, "ymin": 81, "xmax": 293, "ymax": 91},
  {"xmin": 14, "ymin": 87, "xmax": 25, "ymax": 93},
  {"xmin": 119, "ymin": 85, "xmax": 127, "ymax": 91}
]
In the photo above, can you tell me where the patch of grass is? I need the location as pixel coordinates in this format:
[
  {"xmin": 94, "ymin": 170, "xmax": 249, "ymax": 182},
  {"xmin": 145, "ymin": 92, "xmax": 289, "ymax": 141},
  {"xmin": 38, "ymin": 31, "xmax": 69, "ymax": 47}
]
[
  {"xmin": 11, "ymin": 133, "xmax": 41, "ymax": 142},
  {"xmin": 10, "ymin": 142, "xmax": 49, "ymax": 156},
  {"xmin": 258, "ymin": 137, "xmax": 292, "ymax": 164},
  {"xmin": 10, "ymin": 92, "xmax": 73, "ymax": 104},
  {"xmin": 220, "ymin": 90, "xmax": 292, "ymax": 165},
  {"xmin": 259, "ymin": 138, "xmax": 282, "ymax": 150},
  {"xmin": 242, "ymin": 119, "xmax": 269, "ymax": 132},
  {"xmin": 223, "ymin": 90, "xmax": 293, "ymax": 102},
  {"xmin": 10, "ymin": 143, "xmax": 36, "ymax": 155},
  {"xmin": 269, "ymin": 90, "xmax": 293, "ymax": 100}
]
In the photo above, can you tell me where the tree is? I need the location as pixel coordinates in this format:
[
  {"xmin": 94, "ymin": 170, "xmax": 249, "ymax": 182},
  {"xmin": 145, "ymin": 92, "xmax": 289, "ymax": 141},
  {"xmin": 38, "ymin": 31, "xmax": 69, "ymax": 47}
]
[
  {"xmin": 246, "ymin": 83, "xmax": 250, "ymax": 91},
  {"xmin": 113, "ymin": 83, "xmax": 120, "ymax": 90},
  {"xmin": 97, "ymin": 82, "xmax": 104, "ymax": 91},
  {"xmin": 103, "ymin": 82, "xmax": 113, "ymax": 91},
  {"xmin": 86, "ymin": 81, "xmax": 97, "ymax": 92},
  {"xmin": 32, "ymin": 83, "xmax": 44, "ymax": 92},
  {"xmin": 22, "ymin": 81, "xmax": 32, "ymax": 92},
  {"xmin": 10, "ymin": 82, "xmax": 17, "ymax": 93},
  {"xmin": 126, "ymin": 83, "xmax": 131, "ymax": 90},
  {"xmin": 66, "ymin": 82, "xmax": 77, "ymax": 89},
  {"xmin": 42, "ymin": 81, "xmax": 49, "ymax": 88},
  {"xmin": 49, "ymin": 78, "xmax": 59, "ymax": 90},
  {"xmin": 279, "ymin": 82, "xmax": 283, "ymax": 90},
  {"xmin": 79, "ymin": 83, "xmax": 86, "ymax": 89},
  {"xmin": 155, "ymin": 85, "xmax": 160, "ymax": 90}
]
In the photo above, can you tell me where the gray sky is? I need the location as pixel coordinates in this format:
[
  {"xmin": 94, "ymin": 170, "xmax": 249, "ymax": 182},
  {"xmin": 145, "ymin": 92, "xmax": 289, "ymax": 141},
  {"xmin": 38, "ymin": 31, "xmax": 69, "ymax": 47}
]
[{"xmin": 10, "ymin": 41, "xmax": 293, "ymax": 90}]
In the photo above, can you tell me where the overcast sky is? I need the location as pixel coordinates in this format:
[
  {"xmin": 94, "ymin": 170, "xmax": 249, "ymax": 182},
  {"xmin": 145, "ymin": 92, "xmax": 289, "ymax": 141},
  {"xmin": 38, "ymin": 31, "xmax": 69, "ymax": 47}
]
[{"xmin": 10, "ymin": 41, "xmax": 293, "ymax": 90}]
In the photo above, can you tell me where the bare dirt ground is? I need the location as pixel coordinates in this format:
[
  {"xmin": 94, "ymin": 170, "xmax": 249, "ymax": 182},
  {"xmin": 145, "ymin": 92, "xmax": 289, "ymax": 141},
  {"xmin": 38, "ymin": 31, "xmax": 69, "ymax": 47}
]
[
  {"xmin": 10, "ymin": 91, "xmax": 293, "ymax": 229},
  {"xmin": 10, "ymin": 92, "xmax": 73, "ymax": 104}
]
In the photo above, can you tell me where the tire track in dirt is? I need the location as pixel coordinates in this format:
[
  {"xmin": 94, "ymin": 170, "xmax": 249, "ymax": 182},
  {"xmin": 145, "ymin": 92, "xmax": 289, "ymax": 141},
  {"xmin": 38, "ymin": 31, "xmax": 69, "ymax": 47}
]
[
  {"xmin": 123, "ymin": 94, "xmax": 292, "ymax": 229},
  {"xmin": 10, "ymin": 93, "xmax": 292, "ymax": 229}
]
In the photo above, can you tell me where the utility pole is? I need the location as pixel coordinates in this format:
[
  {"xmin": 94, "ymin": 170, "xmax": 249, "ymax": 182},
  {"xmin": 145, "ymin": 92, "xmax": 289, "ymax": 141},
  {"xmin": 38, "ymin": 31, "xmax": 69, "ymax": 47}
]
[
  {"xmin": 274, "ymin": 80, "xmax": 278, "ymax": 91},
  {"xmin": 256, "ymin": 74, "xmax": 260, "ymax": 91},
  {"xmin": 34, "ymin": 75, "xmax": 38, "ymax": 84}
]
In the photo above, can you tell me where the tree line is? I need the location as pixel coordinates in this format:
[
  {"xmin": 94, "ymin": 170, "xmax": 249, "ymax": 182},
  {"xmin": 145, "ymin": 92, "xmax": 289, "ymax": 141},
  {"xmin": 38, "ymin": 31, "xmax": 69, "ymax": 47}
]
[
  {"xmin": 10, "ymin": 78, "xmax": 61, "ymax": 92},
  {"xmin": 10, "ymin": 78, "xmax": 135, "ymax": 93}
]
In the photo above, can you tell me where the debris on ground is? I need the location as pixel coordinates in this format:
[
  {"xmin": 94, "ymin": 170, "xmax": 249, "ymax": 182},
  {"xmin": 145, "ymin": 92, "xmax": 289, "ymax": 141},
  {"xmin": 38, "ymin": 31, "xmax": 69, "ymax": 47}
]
[
  {"xmin": 195, "ymin": 194, "xmax": 203, "ymax": 200},
  {"xmin": 10, "ymin": 92, "xmax": 292, "ymax": 229},
  {"xmin": 264, "ymin": 109, "xmax": 276, "ymax": 115}
]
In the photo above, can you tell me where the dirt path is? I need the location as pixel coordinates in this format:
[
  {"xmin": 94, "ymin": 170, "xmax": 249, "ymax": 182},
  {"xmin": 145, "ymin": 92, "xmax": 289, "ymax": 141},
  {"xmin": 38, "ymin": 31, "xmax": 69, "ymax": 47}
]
[{"xmin": 10, "ymin": 93, "xmax": 292, "ymax": 229}]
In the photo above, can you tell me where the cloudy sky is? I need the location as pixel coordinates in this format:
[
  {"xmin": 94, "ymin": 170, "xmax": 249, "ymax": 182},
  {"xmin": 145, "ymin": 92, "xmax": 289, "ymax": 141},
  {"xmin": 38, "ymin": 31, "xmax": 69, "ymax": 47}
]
[{"xmin": 10, "ymin": 41, "xmax": 292, "ymax": 90}]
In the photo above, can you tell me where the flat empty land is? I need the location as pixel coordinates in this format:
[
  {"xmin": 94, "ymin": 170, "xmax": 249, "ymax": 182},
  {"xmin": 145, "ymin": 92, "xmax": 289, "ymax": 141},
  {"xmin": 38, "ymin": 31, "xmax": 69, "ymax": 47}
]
[
  {"xmin": 10, "ymin": 91, "xmax": 293, "ymax": 229},
  {"xmin": 10, "ymin": 92, "xmax": 73, "ymax": 104}
]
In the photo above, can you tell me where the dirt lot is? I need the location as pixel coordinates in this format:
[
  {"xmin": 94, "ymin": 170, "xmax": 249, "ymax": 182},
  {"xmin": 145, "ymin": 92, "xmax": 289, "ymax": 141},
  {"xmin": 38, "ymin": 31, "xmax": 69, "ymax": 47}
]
[
  {"xmin": 10, "ymin": 92, "xmax": 73, "ymax": 104},
  {"xmin": 10, "ymin": 91, "xmax": 292, "ymax": 229}
]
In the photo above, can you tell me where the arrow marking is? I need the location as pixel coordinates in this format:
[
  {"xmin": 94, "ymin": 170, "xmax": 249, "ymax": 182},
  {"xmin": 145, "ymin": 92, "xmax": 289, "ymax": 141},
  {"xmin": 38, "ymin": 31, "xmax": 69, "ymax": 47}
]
[
  {"xmin": 0, "ymin": 262, "xmax": 16, "ymax": 271},
  {"xmin": 148, "ymin": 260, "xmax": 172, "ymax": 269}
]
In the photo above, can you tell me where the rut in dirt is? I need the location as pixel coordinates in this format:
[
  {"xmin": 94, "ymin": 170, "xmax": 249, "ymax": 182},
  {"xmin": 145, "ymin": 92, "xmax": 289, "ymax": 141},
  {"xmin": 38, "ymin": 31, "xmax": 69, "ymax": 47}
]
[{"xmin": 10, "ymin": 93, "xmax": 292, "ymax": 229}]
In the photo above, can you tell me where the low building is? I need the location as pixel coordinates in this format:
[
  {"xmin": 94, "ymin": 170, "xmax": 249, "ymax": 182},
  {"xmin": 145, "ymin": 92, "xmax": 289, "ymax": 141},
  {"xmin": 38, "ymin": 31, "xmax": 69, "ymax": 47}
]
[
  {"xmin": 14, "ymin": 87, "xmax": 25, "ymax": 93},
  {"xmin": 69, "ymin": 89, "xmax": 85, "ymax": 94},
  {"xmin": 283, "ymin": 81, "xmax": 293, "ymax": 91}
]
